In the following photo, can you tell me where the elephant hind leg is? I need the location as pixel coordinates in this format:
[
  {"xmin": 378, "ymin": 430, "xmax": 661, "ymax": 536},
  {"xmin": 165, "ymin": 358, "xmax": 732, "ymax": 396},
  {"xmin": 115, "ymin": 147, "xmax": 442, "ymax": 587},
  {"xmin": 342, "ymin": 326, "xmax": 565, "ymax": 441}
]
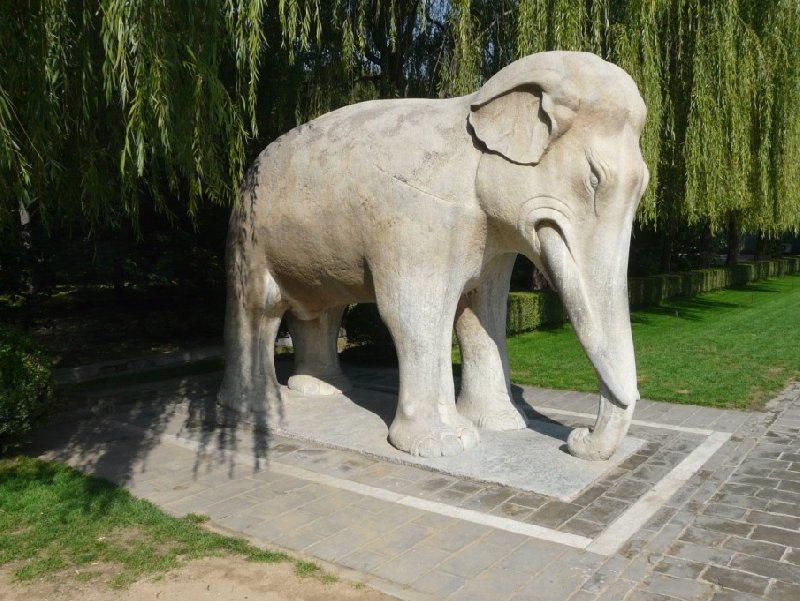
[
  {"xmin": 455, "ymin": 254, "xmax": 526, "ymax": 431},
  {"xmin": 286, "ymin": 305, "xmax": 352, "ymax": 396},
  {"xmin": 218, "ymin": 266, "xmax": 287, "ymax": 417}
]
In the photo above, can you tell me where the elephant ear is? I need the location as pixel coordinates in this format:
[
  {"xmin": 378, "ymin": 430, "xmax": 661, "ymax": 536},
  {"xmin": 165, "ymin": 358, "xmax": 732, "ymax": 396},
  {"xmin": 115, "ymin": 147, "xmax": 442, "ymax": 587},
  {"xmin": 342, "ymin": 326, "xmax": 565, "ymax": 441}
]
[{"xmin": 469, "ymin": 67, "xmax": 579, "ymax": 165}]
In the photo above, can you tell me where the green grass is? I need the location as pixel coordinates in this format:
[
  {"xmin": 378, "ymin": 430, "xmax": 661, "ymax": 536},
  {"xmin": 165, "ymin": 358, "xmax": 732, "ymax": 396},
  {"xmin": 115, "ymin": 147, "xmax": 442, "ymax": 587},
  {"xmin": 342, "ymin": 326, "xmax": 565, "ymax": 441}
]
[
  {"xmin": 462, "ymin": 276, "xmax": 800, "ymax": 409},
  {"xmin": 0, "ymin": 457, "xmax": 328, "ymax": 588}
]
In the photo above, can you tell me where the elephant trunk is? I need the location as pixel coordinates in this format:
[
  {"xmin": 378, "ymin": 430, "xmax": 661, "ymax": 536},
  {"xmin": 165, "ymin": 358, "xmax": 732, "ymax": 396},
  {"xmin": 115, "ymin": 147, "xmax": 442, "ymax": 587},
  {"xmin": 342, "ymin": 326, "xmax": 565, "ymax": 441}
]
[{"xmin": 535, "ymin": 224, "xmax": 639, "ymax": 460}]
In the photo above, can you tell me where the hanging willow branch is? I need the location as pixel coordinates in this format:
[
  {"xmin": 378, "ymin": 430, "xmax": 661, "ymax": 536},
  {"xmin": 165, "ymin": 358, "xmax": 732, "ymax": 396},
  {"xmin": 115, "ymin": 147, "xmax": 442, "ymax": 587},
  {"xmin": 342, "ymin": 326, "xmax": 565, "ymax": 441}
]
[{"xmin": 1, "ymin": 0, "xmax": 798, "ymax": 238}]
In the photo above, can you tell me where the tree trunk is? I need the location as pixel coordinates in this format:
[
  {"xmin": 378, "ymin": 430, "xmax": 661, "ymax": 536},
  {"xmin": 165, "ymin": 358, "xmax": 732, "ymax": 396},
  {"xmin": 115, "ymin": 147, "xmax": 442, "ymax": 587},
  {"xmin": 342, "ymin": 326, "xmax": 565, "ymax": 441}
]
[
  {"xmin": 659, "ymin": 228, "xmax": 673, "ymax": 273},
  {"xmin": 532, "ymin": 267, "xmax": 550, "ymax": 291},
  {"xmin": 754, "ymin": 231, "xmax": 770, "ymax": 261},
  {"xmin": 726, "ymin": 211, "xmax": 739, "ymax": 266},
  {"xmin": 18, "ymin": 202, "xmax": 35, "ymax": 329}
]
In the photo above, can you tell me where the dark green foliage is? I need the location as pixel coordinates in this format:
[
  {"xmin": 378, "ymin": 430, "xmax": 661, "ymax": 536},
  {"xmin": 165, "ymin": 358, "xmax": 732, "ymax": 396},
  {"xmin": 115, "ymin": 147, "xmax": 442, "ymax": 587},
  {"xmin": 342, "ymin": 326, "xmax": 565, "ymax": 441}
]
[
  {"xmin": 506, "ymin": 291, "xmax": 565, "ymax": 335},
  {"xmin": 0, "ymin": 327, "xmax": 54, "ymax": 454},
  {"xmin": 627, "ymin": 258, "xmax": 800, "ymax": 309},
  {"xmin": 343, "ymin": 304, "xmax": 393, "ymax": 349}
]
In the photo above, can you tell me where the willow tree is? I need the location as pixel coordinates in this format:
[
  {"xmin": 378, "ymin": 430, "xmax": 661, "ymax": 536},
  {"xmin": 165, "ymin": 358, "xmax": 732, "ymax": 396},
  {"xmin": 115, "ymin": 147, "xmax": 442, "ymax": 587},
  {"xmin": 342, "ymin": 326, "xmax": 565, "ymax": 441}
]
[
  {"xmin": 0, "ymin": 0, "xmax": 268, "ymax": 235},
  {"xmin": 2, "ymin": 0, "xmax": 799, "ymax": 272}
]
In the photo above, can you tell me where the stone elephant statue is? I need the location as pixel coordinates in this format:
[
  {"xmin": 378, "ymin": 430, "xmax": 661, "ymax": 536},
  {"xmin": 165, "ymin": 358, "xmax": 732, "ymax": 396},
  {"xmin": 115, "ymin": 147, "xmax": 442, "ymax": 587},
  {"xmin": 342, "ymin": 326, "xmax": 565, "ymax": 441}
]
[{"xmin": 218, "ymin": 51, "xmax": 649, "ymax": 461}]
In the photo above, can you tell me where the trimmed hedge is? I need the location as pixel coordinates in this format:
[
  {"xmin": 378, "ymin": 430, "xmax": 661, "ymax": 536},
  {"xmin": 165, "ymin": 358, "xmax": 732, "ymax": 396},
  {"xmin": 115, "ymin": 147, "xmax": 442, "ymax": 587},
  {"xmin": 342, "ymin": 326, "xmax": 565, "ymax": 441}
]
[
  {"xmin": 0, "ymin": 325, "xmax": 55, "ymax": 454},
  {"xmin": 343, "ymin": 257, "xmax": 800, "ymax": 345},
  {"xmin": 627, "ymin": 257, "xmax": 800, "ymax": 309},
  {"xmin": 510, "ymin": 256, "xmax": 800, "ymax": 331},
  {"xmin": 507, "ymin": 290, "xmax": 565, "ymax": 335}
]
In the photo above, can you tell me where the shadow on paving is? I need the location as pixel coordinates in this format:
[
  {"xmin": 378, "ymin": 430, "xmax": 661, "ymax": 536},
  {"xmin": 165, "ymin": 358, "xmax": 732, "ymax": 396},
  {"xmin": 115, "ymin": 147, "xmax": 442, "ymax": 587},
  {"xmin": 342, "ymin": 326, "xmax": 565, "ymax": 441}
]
[{"xmin": 28, "ymin": 368, "xmax": 281, "ymax": 488}]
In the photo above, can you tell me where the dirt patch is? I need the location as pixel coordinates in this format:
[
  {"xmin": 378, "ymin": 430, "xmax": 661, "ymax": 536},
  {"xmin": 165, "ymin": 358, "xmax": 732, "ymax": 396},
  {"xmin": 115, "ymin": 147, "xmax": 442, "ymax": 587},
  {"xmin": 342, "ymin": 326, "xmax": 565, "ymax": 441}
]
[{"xmin": 0, "ymin": 556, "xmax": 397, "ymax": 601}]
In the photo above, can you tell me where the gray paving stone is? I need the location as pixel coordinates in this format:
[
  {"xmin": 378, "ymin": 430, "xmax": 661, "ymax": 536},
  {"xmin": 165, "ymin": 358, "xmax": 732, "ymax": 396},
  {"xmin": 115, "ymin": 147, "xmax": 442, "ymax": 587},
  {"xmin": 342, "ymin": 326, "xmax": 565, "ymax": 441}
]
[
  {"xmin": 730, "ymin": 554, "xmax": 800, "ymax": 582},
  {"xmin": 750, "ymin": 524, "xmax": 799, "ymax": 547},
  {"xmin": 449, "ymin": 567, "xmax": 530, "ymax": 601},
  {"xmin": 692, "ymin": 515, "xmax": 753, "ymax": 537},
  {"xmin": 479, "ymin": 528, "xmax": 529, "ymax": 550},
  {"xmin": 373, "ymin": 546, "xmax": 450, "ymax": 585},
  {"xmin": 768, "ymin": 580, "xmax": 800, "ymax": 601},
  {"xmin": 643, "ymin": 573, "xmax": 714, "ymax": 601},
  {"xmin": 576, "ymin": 496, "xmax": 629, "ymax": 524},
  {"xmin": 369, "ymin": 522, "xmax": 436, "ymax": 558},
  {"xmin": 785, "ymin": 548, "xmax": 800, "ymax": 565},
  {"xmin": 709, "ymin": 590, "xmax": 764, "ymax": 601},
  {"xmin": 437, "ymin": 541, "xmax": 503, "ymax": 578},
  {"xmin": 701, "ymin": 565, "xmax": 770, "ymax": 596},
  {"xmin": 625, "ymin": 592, "xmax": 674, "ymax": 601},
  {"xmin": 721, "ymin": 535, "xmax": 786, "ymax": 560},
  {"xmin": 508, "ymin": 558, "xmax": 590, "ymax": 601},
  {"xmin": 561, "ymin": 517, "xmax": 605, "ymax": 538},
  {"xmin": 304, "ymin": 527, "xmax": 369, "ymax": 562},
  {"xmin": 530, "ymin": 500, "xmax": 583, "ymax": 528},
  {"xmin": 746, "ymin": 508, "xmax": 800, "ymax": 531},
  {"xmin": 272, "ymin": 524, "xmax": 331, "ymax": 551},
  {"xmin": 653, "ymin": 556, "xmax": 705, "ymax": 579},
  {"xmin": 424, "ymin": 521, "xmax": 492, "ymax": 553},
  {"xmin": 580, "ymin": 555, "xmax": 629, "ymax": 593},
  {"xmin": 203, "ymin": 493, "xmax": 260, "ymax": 519},
  {"xmin": 411, "ymin": 569, "xmax": 466, "ymax": 598},
  {"xmin": 496, "ymin": 538, "xmax": 565, "ymax": 575},
  {"xmin": 338, "ymin": 548, "xmax": 391, "ymax": 572},
  {"xmin": 619, "ymin": 557, "xmax": 651, "ymax": 582},
  {"xmin": 458, "ymin": 487, "xmax": 516, "ymax": 512},
  {"xmin": 596, "ymin": 579, "xmax": 640, "ymax": 601},
  {"xmin": 666, "ymin": 540, "xmax": 734, "ymax": 566},
  {"xmin": 702, "ymin": 502, "xmax": 748, "ymax": 520}
]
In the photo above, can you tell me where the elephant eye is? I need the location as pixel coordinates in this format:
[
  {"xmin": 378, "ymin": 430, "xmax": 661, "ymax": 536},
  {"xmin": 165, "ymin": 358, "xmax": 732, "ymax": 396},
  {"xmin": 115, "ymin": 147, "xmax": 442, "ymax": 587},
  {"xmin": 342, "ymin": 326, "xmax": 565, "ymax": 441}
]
[{"xmin": 589, "ymin": 171, "xmax": 600, "ymax": 189}]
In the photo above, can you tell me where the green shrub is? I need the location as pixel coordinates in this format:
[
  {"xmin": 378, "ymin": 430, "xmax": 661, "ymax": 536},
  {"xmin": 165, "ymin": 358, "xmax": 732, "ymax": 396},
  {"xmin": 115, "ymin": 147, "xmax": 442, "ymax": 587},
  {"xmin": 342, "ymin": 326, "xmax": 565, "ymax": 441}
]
[
  {"xmin": 506, "ymin": 290, "xmax": 564, "ymax": 335},
  {"xmin": 0, "ymin": 326, "xmax": 55, "ymax": 454}
]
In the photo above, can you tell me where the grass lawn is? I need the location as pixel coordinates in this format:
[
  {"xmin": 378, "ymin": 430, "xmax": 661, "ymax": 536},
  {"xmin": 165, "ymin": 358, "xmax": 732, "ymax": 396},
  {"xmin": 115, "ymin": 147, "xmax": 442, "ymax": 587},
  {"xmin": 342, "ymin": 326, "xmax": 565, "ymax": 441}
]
[
  {"xmin": 0, "ymin": 456, "xmax": 327, "ymax": 588},
  {"xmin": 487, "ymin": 275, "xmax": 800, "ymax": 409}
]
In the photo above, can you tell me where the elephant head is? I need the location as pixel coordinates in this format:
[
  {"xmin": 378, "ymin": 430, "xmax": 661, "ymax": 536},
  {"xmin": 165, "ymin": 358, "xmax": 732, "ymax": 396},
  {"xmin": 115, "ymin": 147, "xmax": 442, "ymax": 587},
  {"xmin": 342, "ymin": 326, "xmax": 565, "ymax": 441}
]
[{"xmin": 470, "ymin": 52, "xmax": 649, "ymax": 460}]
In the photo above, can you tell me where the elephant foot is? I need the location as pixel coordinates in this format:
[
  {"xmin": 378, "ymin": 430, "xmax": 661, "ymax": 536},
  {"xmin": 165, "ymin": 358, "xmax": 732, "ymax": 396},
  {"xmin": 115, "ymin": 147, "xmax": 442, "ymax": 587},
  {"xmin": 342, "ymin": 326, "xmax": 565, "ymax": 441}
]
[
  {"xmin": 460, "ymin": 406, "xmax": 527, "ymax": 431},
  {"xmin": 388, "ymin": 415, "xmax": 479, "ymax": 458},
  {"xmin": 288, "ymin": 374, "xmax": 352, "ymax": 396},
  {"xmin": 567, "ymin": 427, "xmax": 617, "ymax": 461},
  {"xmin": 457, "ymin": 394, "xmax": 527, "ymax": 431},
  {"xmin": 218, "ymin": 382, "xmax": 284, "ymax": 417}
]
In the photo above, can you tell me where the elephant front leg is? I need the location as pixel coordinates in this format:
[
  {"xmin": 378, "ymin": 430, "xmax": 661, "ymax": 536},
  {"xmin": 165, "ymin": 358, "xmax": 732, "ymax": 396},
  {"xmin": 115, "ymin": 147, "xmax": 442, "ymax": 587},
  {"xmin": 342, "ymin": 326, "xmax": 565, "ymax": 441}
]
[
  {"xmin": 455, "ymin": 255, "xmax": 526, "ymax": 431},
  {"xmin": 377, "ymin": 285, "xmax": 479, "ymax": 458},
  {"xmin": 286, "ymin": 306, "xmax": 352, "ymax": 396}
]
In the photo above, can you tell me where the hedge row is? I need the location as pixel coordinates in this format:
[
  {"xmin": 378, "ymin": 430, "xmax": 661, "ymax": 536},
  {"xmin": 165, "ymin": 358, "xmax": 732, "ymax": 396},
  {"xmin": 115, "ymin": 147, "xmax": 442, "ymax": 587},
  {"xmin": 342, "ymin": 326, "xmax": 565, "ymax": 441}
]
[
  {"xmin": 627, "ymin": 257, "xmax": 800, "ymax": 309},
  {"xmin": 507, "ymin": 290, "xmax": 565, "ymax": 335},
  {"xmin": 0, "ymin": 325, "xmax": 55, "ymax": 454},
  {"xmin": 509, "ymin": 257, "xmax": 800, "ymax": 332}
]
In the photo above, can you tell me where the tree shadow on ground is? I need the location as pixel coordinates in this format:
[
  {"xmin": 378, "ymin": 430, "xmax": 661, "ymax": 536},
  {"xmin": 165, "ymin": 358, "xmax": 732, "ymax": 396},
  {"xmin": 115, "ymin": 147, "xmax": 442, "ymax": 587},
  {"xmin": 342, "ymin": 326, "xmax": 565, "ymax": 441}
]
[{"xmin": 25, "ymin": 369, "xmax": 278, "ymax": 499}]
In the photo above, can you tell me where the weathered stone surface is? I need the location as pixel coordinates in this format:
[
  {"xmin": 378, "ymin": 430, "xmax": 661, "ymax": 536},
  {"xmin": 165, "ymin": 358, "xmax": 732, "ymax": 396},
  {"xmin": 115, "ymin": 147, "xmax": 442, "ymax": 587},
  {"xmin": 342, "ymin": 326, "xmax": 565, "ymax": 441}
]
[
  {"xmin": 266, "ymin": 386, "xmax": 642, "ymax": 500},
  {"xmin": 218, "ymin": 51, "xmax": 649, "ymax": 462}
]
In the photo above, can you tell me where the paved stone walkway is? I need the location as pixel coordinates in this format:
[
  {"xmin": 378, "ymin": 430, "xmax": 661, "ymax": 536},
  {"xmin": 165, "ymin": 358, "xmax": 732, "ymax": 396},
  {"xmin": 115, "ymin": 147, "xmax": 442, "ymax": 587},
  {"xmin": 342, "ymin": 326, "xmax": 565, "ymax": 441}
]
[{"xmin": 36, "ymin": 366, "xmax": 800, "ymax": 601}]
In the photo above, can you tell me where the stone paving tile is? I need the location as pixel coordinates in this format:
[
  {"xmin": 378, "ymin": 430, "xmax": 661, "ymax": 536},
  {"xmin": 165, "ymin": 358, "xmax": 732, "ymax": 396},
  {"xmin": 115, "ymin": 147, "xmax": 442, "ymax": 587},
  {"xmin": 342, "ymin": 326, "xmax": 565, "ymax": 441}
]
[
  {"xmin": 411, "ymin": 569, "xmax": 466, "ymax": 598},
  {"xmin": 447, "ymin": 566, "xmax": 531, "ymax": 601},
  {"xmin": 373, "ymin": 546, "xmax": 451, "ymax": 585},
  {"xmin": 30, "ymin": 370, "xmax": 800, "ymax": 601},
  {"xmin": 701, "ymin": 564, "xmax": 771, "ymax": 596},
  {"xmin": 423, "ymin": 521, "xmax": 493, "ymax": 553},
  {"xmin": 339, "ymin": 548, "xmax": 391, "ymax": 572}
]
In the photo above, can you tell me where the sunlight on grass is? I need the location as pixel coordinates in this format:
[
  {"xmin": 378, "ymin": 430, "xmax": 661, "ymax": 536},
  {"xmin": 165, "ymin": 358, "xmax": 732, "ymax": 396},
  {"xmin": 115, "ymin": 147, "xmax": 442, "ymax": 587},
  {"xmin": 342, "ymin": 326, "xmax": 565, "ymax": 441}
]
[
  {"xmin": 0, "ymin": 457, "xmax": 336, "ymax": 589},
  {"xmin": 458, "ymin": 276, "xmax": 800, "ymax": 408}
]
